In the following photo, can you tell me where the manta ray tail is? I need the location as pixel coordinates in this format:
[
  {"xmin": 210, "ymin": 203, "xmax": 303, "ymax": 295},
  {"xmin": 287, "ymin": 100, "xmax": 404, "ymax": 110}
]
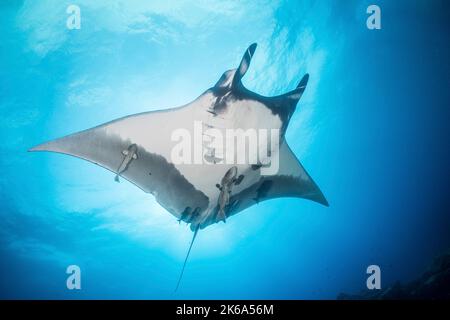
[{"xmin": 175, "ymin": 225, "xmax": 200, "ymax": 292}]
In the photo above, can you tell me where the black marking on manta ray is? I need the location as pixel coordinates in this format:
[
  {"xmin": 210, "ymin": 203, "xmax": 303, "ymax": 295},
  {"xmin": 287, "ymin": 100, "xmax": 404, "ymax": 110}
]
[
  {"xmin": 113, "ymin": 136, "xmax": 210, "ymax": 219},
  {"xmin": 31, "ymin": 130, "xmax": 210, "ymax": 221},
  {"xmin": 211, "ymin": 91, "xmax": 235, "ymax": 115},
  {"xmin": 193, "ymin": 173, "xmax": 329, "ymax": 229},
  {"xmin": 132, "ymin": 149, "xmax": 210, "ymax": 221},
  {"xmin": 254, "ymin": 180, "xmax": 274, "ymax": 203},
  {"xmin": 234, "ymin": 174, "xmax": 245, "ymax": 185},
  {"xmin": 251, "ymin": 164, "xmax": 262, "ymax": 170},
  {"xmin": 209, "ymin": 72, "xmax": 309, "ymax": 135},
  {"xmin": 202, "ymin": 198, "xmax": 241, "ymax": 229},
  {"xmin": 224, "ymin": 175, "xmax": 329, "ymax": 220},
  {"xmin": 202, "ymin": 205, "xmax": 225, "ymax": 228},
  {"xmin": 179, "ymin": 207, "xmax": 191, "ymax": 222}
]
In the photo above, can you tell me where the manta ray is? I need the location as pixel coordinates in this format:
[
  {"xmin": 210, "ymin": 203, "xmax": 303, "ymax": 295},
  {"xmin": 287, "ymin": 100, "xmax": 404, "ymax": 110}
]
[{"xmin": 29, "ymin": 43, "xmax": 328, "ymax": 290}]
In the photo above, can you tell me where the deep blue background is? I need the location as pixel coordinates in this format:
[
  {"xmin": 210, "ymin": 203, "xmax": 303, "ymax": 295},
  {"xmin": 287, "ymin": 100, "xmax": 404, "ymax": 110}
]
[{"xmin": 0, "ymin": 0, "xmax": 449, "ymax": 299}]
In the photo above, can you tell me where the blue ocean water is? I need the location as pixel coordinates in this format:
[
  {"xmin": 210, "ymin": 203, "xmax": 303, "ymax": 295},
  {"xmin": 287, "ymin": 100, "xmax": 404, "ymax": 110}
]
[{"xmin": 0, "ymin": 0, "xmax": 449, "ymax": 299}]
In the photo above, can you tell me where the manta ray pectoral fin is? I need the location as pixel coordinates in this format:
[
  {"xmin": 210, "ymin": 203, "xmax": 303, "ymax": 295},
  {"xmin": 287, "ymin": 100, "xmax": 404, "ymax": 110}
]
[
  {"xmin": 28, "ymin": 126, "xmax": 122, "ymax": 171},
  {"xmin": 273, "ymin": 141, "xmax": 328, "ymax": 206},
  {"xmin": 28, "ymin": 121, "xmax": 152, "ymax": 194},
  {"xmin": 222, "ymin": 142, "xmax": 328, "ymax": 223}
]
